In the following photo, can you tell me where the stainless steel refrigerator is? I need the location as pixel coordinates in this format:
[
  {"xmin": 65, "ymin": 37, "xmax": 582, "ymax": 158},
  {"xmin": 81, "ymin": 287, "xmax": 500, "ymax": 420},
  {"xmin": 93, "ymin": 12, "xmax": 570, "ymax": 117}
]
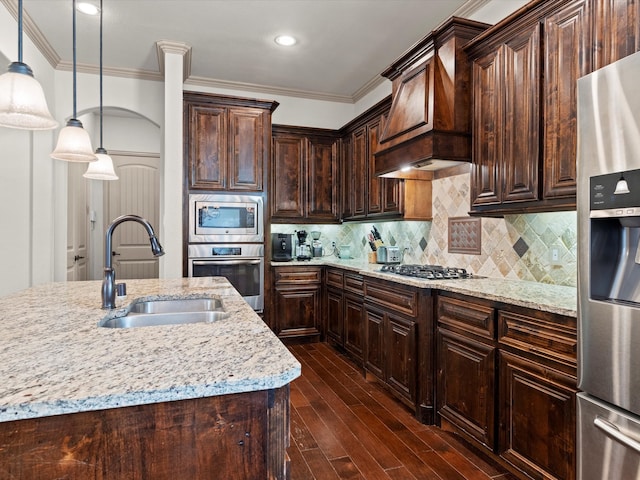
[{"xmin": 577, "ymin": 50, "xmax": 640, "ymax": 479}]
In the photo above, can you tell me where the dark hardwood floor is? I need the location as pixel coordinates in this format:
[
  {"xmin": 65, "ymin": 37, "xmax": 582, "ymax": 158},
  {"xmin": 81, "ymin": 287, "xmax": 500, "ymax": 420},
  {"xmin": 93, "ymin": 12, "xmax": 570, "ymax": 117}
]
[{"xmin": 288, "ymin": 343, "xmax": 518, "ymax": 480}]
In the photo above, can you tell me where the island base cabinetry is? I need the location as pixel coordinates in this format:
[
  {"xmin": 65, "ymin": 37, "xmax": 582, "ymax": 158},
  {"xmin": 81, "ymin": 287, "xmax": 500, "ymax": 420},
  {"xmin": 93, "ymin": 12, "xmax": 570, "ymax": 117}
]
[{"xmin": 0, "ymin": 387, "xmax": 291, "ymax": 480}]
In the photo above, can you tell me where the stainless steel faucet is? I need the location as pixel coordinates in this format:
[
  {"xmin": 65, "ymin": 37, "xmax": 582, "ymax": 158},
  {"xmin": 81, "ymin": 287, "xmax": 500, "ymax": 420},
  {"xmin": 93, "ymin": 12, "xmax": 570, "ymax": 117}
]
[{"xmin": 102, "ymin": 214, "xmax": 165, "ymax": 309}]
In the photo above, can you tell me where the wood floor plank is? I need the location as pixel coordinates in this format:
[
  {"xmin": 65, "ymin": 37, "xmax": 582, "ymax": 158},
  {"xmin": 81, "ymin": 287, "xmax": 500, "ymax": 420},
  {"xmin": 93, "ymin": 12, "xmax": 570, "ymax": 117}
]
[
  {"xmin": 330, "ymin": 456, "xmax": 365, "ymax": 479},
  {"xmin": 287, "ymin": 344, "xmax": 514, "ymax": 480},
  {"xmin": 297, "ymin": 404, "xmax": 348, "ymax": 460},
  {"xmin": 296, "ymin": 351, "xmax": 403, "ymax": 471},
  {"xmin": 288, "ymin": 436, "xmax": 315, "ymax": 479},
  {"xmin": 291, "ymin": 405, "xmax": 319, "ymax": 451},
  {"xmin": 301, "ymin": 448, "xmax": 342, "ymax": 480}
]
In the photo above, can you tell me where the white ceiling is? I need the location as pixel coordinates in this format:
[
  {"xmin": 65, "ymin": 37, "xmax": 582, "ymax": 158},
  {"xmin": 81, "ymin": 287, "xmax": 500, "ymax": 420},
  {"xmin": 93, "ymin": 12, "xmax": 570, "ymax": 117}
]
[{"xmin": 2, "ymin": 0, "xmax": 527, "ymax": 102}]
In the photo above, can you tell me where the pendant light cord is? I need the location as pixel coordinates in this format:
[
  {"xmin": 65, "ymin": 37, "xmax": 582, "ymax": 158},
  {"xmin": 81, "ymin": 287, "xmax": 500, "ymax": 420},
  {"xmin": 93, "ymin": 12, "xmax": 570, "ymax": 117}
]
[
  {"xmin": 72, "ymin": 0, "xmax": 77, "ymax": 119},
  {"xmin": 17, "ymin": 0, "xmax": 23, "ymax": 63},
  {"xmin": 99, "ymin": 0, "xmax": 104, "ymax": 149}
]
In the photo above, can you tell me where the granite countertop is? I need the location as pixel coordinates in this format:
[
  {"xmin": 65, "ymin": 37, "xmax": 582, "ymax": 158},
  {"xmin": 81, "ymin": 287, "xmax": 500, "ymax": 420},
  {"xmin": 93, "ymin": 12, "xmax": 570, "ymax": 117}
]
[
  {"xmin": 272, "ymin": 257, "xmax": 577, "ymax": 317},
  {"xmin": 0, "ymin": 277, "xmax": 301, "ymax": 423}
]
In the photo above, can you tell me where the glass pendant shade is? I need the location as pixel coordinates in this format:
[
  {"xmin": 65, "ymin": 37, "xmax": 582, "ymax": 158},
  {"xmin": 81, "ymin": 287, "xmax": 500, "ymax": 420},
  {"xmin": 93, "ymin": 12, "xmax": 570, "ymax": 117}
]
[
  {"xmin": 0, "ymin": 66, "xmax": 57, "ymax": 131},
  {"xmin": 83, "ymin": 148, "xmax": 117, "ymax": 180},
  {"xmin": 51, "ymin": 118, "xmax": 98, "ymax": 162}
]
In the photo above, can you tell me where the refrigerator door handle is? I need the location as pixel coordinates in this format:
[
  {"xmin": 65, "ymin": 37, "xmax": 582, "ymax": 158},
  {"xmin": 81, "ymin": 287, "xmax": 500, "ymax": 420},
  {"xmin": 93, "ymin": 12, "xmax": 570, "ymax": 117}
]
[{"xmin": 594, "ymin": 416, "xmax": 640, "ymax": 454}]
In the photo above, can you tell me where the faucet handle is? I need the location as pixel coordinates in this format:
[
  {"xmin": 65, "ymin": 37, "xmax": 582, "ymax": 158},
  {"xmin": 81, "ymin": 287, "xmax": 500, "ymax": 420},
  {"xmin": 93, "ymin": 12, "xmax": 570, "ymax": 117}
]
[{"xmin": 116, "ymin": 283, "xmax": 127, "ymax": 297}]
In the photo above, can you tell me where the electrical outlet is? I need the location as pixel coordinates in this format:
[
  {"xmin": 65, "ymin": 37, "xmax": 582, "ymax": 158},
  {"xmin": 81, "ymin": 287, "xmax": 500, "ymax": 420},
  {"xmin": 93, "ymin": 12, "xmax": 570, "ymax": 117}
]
[{"xmin": 550, "ymin": 245, "xmax": 562, "ymax": 266}]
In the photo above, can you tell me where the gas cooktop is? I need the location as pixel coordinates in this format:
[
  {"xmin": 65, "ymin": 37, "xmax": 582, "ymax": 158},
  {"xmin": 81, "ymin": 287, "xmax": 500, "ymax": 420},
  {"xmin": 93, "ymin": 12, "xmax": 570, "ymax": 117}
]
[{"xmin": 379, "ymin": 264, "xmax": 480, "ymax": 280}]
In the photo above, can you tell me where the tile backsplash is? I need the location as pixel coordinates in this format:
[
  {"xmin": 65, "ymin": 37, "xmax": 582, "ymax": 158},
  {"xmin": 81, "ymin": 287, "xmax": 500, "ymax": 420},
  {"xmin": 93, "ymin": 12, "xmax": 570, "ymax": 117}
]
[{"xmin": 273, "ymin": 172, "xmax": 577, "ymax": 287}]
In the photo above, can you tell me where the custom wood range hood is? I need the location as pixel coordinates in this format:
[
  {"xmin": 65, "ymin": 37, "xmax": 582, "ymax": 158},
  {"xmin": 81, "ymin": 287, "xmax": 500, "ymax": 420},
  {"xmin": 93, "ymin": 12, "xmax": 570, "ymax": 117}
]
[{"xmin": 374, "ymin": 17, "xmax": 490, "ymax": 179}]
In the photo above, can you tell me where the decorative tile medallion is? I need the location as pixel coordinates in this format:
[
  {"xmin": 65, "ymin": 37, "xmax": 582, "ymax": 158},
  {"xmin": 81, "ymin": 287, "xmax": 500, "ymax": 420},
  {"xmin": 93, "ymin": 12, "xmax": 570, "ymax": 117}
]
[{"xmin": 448, "ymin": 217, "xmax": 481, "ymax": 254}]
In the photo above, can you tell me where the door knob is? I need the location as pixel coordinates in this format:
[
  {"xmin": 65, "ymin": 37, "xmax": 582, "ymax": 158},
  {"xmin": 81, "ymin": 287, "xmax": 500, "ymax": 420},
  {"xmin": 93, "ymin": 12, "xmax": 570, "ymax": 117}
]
[
  {"xmin": 112, "ymin": 251, "xmax": 121, "ymax": 256},
  {"xmin": 74, "ymin": 255, "xmax": 85, "ymax": 261}
]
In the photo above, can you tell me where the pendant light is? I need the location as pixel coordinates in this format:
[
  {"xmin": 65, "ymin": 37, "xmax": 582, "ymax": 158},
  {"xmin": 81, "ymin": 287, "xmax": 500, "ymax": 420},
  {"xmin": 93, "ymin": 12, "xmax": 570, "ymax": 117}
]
[
  {"xmin": 84, "ymin": 0, "xmax": 117, "ymax": 180},
  {"xmin": 0, "ymin": 0, "xmax": 58, "ymax": 130},
  {"xmin": 51, "ymin": 0, "xmax": 97, "ymax": 162}
]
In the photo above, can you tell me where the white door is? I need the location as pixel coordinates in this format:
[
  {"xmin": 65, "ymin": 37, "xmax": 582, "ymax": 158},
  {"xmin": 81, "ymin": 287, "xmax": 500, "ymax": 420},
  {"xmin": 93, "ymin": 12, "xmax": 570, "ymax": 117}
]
[
  {"xmin": 106, "ymin": 153, "xmax": 160, "ymax": 280},
  {"xmin": 67, "ymin": 162, "xmax": 88, "ymax": 281}
]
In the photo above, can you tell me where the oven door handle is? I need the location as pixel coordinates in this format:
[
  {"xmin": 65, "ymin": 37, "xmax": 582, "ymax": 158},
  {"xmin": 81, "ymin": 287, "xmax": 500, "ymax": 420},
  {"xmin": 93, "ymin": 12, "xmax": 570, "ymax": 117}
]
[
  {"xmin": 192, "ymin": 259, "xmax": 262, "ymax": 266},
  {"xmin": 594, "ymin": 416, "xmax": 640, "ymax": 454}
]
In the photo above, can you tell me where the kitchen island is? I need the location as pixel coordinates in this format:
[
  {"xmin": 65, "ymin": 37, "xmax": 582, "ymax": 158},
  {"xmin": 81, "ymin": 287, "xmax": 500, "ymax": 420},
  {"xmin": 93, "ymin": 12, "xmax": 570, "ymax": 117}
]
[{"xmin": 0, "ymin": 277, "xmax": 301, "ymax": 479}]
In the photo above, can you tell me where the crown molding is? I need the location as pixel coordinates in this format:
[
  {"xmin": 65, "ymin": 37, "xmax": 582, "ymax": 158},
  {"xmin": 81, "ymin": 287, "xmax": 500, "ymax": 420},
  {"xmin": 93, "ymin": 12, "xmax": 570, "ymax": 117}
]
[
  {"xmin": 57, "ymin": 60, "xmax": 163, "ymax": 82},
  {"xmin": 184, "ymin": 76, "xmax": 355, "ymax": 104},
  {"xmin": 0, "ymin": 0, "xmax": 60, "ymax": 68},
  {"xmin": 352, "ymin": 74, "xmax": 387, "ymax": 103},
  {"xmin": 155, "ymin": 40, "xmax": 191, "ymax": 81},
  {"xmin": 453, "ymin": 0, "xmax": 494, "ymax": 18}
]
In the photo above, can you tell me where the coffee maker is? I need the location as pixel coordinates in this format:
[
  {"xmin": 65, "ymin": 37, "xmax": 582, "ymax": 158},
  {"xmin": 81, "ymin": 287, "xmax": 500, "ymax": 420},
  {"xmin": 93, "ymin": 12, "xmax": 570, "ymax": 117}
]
[
  {"xmin": 310, "ymin": 231, "xmax": 323, "ymax": 257},
  {"xmin": 272, "ymin": 233, "xmax": 293, "ymax": 262},
  {"xmin": 296, "ymin": 230, "xmax": 312, "ymax": 261}
]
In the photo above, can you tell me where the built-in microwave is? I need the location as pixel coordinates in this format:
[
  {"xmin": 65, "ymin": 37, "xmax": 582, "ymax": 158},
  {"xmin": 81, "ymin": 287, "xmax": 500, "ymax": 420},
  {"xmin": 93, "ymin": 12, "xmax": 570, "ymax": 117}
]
[{"xmin": 188, "ymin": 193, "xmax": 263, "ymax": 243}]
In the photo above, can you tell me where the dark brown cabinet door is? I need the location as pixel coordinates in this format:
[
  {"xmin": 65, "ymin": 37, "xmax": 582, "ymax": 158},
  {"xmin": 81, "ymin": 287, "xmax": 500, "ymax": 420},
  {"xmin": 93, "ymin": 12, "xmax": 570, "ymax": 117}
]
[
  {"xmin": 386, "ymin": 313, "xmax": 417, "ymax": 404},
  {"xmin": 344, "ymin": 293, "xmax": 364, "ymax": 363},
  {"xmin": 228, "ymin": 108, "xmax": 264, "ymax": 191},
  {"xmin": 364, "ymin": 307, "xmax": 384, "ymax": 380},
  {"xmin": 274, "ymin": 284, "xmax": 322, "ymax": 342},
  {"xmin": 471, "ymin": 48, "xmax": 502, "ymax": 208},
  {"xmin": 437, "ymin": 327, "xmax": 495, "ymax": 450},
  {"xmin": 307, "ymin": 137, "xmax": 338, "ymax": 221},
  {"xmin": 351, "ymin": 126, "xmax": 367, "ymax": 218},
  {"xmin": 543, "ymin": 0, "xmax": 591, "ymax": 200},
  {"xmin": 593, "ymin": 0, "xmax": 640, "ymax": 69},
  {"xmin": 499, "ymin": 351, "xmax": 577, "ymax": 480},
  {"xmin": 340, "ymin": 136, "xmax": 352, "ymax": 218},
  {"xmin": 367, "ymin": 117, "xmax": 383, "ymax": 215},
  {"xmin": 187, "ymin": 104, "xmax": 227, "ymax": 190},
  {"xmin": 502, "ymin": 24, "xmax": 540, "ymax": 203},
  {"xmin": 326, "ymin": 288, "xmax": 343, "ymax": 344},
  {"xmin": 271, "ymin": 134, "xmax": 305, "ymax": 219}
]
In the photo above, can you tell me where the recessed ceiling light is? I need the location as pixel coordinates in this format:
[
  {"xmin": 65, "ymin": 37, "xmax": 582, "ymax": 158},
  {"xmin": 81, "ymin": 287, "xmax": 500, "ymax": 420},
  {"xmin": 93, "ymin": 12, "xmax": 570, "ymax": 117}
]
[
  {"xmin": 274, "ymin": 35, "xmax": 297, "ymax": 47},
  {"xmin": 77, "ymin": 2, "xmax": 100, "ymax": 15}
]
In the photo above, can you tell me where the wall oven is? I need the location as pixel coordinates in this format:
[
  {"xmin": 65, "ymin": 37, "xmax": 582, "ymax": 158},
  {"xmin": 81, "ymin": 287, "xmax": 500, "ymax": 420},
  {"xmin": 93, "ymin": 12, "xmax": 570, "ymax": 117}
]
[
  {"xmin": 577, "ymin": 52, "xmax": 640, "ymax": 479},
  {"xmin": 188, "ymin": 244, "xmax": 264, "ymax": 312},
  {"xmin": 188, "ymin": 193, "xmax": 263, "ymax": 243}
]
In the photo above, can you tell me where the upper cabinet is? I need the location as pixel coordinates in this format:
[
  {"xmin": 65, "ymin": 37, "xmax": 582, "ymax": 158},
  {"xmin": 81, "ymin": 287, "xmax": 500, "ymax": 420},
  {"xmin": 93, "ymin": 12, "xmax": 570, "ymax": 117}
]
[
  {"xmin": 184, "ymin": 92, "xmax": 278, "ymax": 192},
  {"xmin": 341, "ymin": 97, "xmax": 403, "ymax": 221},
  {"xmin": 374, "ymin": 18, "xmax": 490, "ymax": 177},
  {"xmin": 465, "ymin": 0, "xmax": 640, "ymax": 216},
  {"xmin": 271, "ymin": 126, "xmax": 340, "ymax": 223}
]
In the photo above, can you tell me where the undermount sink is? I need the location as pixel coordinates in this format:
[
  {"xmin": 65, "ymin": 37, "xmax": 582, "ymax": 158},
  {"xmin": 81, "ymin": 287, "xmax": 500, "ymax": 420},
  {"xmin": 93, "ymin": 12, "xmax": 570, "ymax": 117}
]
[
  {"xmin": 99, "ymin": 310, "xmax": 229, "ymax": 329},
  {"xmin": 129, "ymin": 297, "xmax": 224, "ymax": 314},
  {"xmin": 99, "ymin": 297, "xmax": 229, "ymax": 329}
]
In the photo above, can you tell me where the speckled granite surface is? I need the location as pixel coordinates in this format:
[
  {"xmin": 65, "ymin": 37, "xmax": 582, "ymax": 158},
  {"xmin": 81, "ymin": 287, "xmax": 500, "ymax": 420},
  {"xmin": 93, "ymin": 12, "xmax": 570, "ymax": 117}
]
[
  {"xmin": 0, "ymin": 277, "xmax": 300, "ymax": 423},
  {"xmin": 272, "ymin": 257, "xmax": 577, "ymax": 317}
]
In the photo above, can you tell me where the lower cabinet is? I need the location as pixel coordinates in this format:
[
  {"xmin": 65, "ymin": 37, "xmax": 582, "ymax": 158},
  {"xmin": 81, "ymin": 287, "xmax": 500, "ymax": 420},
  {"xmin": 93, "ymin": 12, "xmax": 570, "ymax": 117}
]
[
  {"xmin": 437, "ymin": 328, "xmax": 496, "ymax": 450},
  {"xmin": 364, "ymin": 277, "xmax": 433, "ymax": 423},
  {"xmin": 498, "ymin": 351, "xmax": 576, "ymax": 480},
  {"xmin": 325, "ymin": 267, "xmax": 364, "ymax": 366},
  {"xmin": 272, "ymin": 266, "xmax": 322, "ymax": 343},
  {"xmin": 436, "ymin": 292, "xmax": 577, "ymax": 480}
]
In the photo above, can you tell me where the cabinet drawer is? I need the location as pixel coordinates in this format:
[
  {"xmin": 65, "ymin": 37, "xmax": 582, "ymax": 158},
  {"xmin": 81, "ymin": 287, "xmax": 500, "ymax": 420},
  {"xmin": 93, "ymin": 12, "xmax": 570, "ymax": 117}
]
[
  {"xmin": 274, "ymin": 267, "xmax": 322, "ymax": 284},
  {"xmin": 344, "ymin": 272, "xmax": 364, "ymax": 295},
  {"xmin": 364, "ymin": 280, "xmax": 417, "ymax": 317},
  {"xmin": 437, "ymin": 296, "xmax": 495, "ymax": 340},
  {"xmin": 498, "ymin": 310, "xmax": 577, "ymax": 368},
  {"xmin": 326, "ymin": 268, "xmax": 344, "ymax": 289}
]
